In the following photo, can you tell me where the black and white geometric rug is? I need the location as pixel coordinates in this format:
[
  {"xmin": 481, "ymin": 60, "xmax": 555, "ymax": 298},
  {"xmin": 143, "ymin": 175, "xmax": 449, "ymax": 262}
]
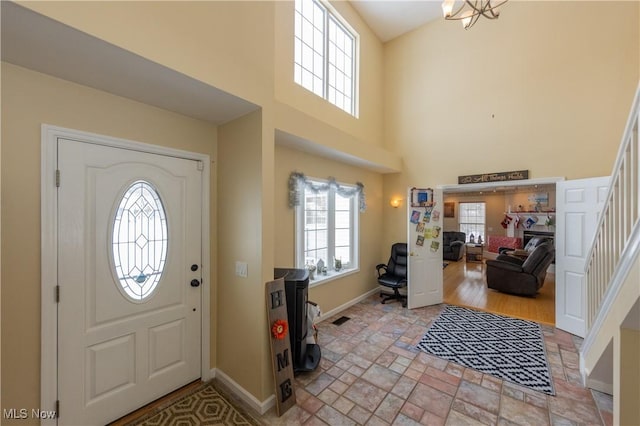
[{"xmin": 417, "ymin": 305, "xmax": 555, "ymax": 395}]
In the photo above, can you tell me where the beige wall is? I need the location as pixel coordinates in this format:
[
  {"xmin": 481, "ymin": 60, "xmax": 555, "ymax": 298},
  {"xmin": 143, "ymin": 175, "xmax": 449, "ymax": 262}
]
[
  {"xmin": 0, "ymin": 63, "xmax": 218, "ymax": 423},
  {"xmin": 383, "ymin": 1, "xmax": 639, "ymax": 248},
  {"xmin": 217, "ymin": 110, "xmax": 273, "ymax": 400},
  {"xmin": 505, "ymin": 190, "xmax": 557, "ymax": 216},
  {"xmin": 19, "ymin": 1, "xmax": 276, "ymax": 107},
  {"xmin": 274, "ymin": 145, "xmax": 384, "ymax": 311},
  {"xmin": 23, "ymin": 0, "xmax": 386, "ymax": 156},
  {"xmin": 619, "ymin": 327, "xmax": 640, "ymax": 425}
]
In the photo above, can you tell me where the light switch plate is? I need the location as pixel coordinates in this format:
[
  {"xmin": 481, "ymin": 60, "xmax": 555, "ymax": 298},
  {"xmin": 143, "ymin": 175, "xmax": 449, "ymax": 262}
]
[{"xmin": 235, "ymin": 261, "xmax": 248, "ymax": 278}]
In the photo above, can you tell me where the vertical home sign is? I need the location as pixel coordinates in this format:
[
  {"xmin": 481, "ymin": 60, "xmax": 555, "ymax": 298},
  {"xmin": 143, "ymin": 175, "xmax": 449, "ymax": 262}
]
[{"xmin": 265, "ymin": 278, "xmax": 296, "ymax": 416}]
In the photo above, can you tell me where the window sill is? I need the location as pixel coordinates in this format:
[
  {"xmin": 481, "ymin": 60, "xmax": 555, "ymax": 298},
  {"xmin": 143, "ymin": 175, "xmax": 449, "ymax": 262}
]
[{"xmin": 308, "ymin": 268, "xmax": 359, "ymax": 288}]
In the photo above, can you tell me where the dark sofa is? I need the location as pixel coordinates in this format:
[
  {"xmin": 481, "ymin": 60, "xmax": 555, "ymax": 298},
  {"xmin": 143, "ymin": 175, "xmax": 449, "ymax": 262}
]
[
  {"xmin": 442, "ymin": 231, "xmax": 466, "ymax": 261},
  {"xmin": 485, "ymin": 242, "xmax": 555, "ymax": 296}
]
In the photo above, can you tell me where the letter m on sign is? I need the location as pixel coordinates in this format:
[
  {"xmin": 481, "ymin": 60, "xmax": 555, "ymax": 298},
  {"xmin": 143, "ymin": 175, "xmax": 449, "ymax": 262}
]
[{"xmin": 277, "ymin": 349, "xmax": 290, "ymax": 371}]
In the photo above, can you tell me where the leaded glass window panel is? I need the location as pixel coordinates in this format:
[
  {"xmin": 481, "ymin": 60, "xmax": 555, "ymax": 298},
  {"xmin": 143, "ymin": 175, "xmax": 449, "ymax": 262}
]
[{"xmin": 112, "ymin": 180, "xmax": 168, "ymax": 301}]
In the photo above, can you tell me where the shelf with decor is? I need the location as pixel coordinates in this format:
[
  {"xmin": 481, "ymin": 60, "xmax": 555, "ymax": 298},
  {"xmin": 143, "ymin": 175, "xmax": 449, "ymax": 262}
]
[{"xmin": 503, "ymin": 211, "xmax": 556, "ymax": 237}]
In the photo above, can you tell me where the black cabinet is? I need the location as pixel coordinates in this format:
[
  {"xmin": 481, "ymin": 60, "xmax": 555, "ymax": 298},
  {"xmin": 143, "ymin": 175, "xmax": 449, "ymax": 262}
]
[{"xmin": 274, "ymin": 268, "xmax": 321, "ymax": 374}]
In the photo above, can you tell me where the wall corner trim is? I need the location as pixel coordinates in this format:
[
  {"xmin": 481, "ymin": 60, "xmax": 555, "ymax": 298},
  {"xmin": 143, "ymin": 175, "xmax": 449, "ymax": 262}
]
[{"xmin": 212, "ymin": 368, "xmax": 276, "ymax": 415}]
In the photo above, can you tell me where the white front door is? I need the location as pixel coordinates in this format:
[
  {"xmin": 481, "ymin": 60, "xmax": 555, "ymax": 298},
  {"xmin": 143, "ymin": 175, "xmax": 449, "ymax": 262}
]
[
  {"xmin": 407, "ymin": 188, "xmax": 444, "ymax": 309},
  {"xmin": 57, "ymin": 138, "xmax": 202, "ymax": 425},
  {"xmin": 556, "ymin": 176, "xmax": 609, "ymax": 337}
]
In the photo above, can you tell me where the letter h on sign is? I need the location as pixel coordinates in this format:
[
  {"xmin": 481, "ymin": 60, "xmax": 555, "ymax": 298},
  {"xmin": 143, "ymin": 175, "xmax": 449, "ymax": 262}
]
[{"xmin": 271, "ymin": 289, "xmax": 284, "ymax": 309}]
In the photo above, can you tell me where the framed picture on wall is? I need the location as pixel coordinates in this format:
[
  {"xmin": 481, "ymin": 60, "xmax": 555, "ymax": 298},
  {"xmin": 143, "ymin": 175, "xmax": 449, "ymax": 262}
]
[{"xmin": 444, "ymin": 202, "xmax": 455, "ymax": 218}]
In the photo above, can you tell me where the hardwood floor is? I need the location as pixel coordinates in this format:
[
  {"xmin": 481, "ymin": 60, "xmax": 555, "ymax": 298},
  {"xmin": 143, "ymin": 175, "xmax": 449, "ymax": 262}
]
[{"xmin": 443, "ymin": 258, "xmax": 556, "ymax": 326}]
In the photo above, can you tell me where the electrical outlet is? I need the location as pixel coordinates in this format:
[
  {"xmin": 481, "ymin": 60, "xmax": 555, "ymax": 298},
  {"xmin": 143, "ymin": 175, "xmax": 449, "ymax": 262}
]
[{"xmin": 235, "ymin": 261, "xmax": 248, "ymax": 278}]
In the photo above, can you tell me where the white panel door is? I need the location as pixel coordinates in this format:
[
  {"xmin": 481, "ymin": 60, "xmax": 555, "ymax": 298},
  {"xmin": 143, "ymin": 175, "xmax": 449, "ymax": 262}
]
[
  {"xmin": 408, "ymin": 188, "xmax": 444, "ymax": 309},
  {"xmin": 556, "ymin": 176, "xmax": 609, "ymax": 337},
  {"xmin": 57, "ymin": 139, "xmax": 202, "ymax": 425}
]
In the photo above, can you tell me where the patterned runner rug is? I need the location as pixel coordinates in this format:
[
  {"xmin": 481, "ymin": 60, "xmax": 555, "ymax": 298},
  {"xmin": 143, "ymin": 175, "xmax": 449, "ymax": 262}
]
[
  {"xmin": 417, "ymin": 305, "xmax": 555, "ymax": 395},
  {"xmin": 129, "ymin": 382, "xmax": 260, "ymax": 426}
]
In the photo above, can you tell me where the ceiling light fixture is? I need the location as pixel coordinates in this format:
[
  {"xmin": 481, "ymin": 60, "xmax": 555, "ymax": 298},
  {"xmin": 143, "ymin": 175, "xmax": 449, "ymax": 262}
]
[{"xmin": 441, "ymin": 0, "xmax": 508, "ymax": 29}]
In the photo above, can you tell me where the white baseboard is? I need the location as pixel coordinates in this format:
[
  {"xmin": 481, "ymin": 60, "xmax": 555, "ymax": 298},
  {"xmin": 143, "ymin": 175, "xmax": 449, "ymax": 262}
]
[
  {"xmin": 210, "ymin": 287, "xmax": 380, "ymax": 413},
  {"xmin": 317, "ymin": 287, "xmax": 380, "ymax": 323},
  {"xmin": 585, "ymin": 377, "xmax": 614, "ymax": 395},
  {"xmin": 211, "ymin": 368, "xmax": 275, "ymax": 415}
]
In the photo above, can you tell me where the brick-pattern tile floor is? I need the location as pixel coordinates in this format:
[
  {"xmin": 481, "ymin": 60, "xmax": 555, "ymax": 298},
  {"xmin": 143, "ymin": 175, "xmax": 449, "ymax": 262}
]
[{"xmin": 258, "ymin": 296, "xmax": 613, "ymax": 425}]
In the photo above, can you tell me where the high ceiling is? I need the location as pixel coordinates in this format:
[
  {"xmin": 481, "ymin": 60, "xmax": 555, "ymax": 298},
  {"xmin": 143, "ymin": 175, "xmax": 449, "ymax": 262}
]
[
  {"xmin": 350, "ymin": 0, "xmax": 443, "ymax": 42},
  {"xmin": 1, "ymin": 1, "xmax": 259, "ymax": 125}
]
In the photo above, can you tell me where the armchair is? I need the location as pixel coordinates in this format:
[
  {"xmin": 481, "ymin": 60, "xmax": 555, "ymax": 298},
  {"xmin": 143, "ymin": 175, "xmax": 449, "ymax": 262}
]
[
  {"xmin": 486, "ymin": 242, "xmax": 555, "ymax": 296},
  {"xmin": 498, "ymin": 236, "xmax": 552, "ymax": 256},
  {"xmin": 442, "ymin": 231, "xmax": 466, "ymax": 261},
  {"xmin": 376, "ymin": 243, "xmax": 408, "ymax": 307}
]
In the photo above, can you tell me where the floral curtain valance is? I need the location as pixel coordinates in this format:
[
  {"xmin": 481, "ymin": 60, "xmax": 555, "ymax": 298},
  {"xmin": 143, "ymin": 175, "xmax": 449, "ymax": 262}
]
[{"xmin": 288, "ymin": 172, "xmax": 366, "ymax": 213}]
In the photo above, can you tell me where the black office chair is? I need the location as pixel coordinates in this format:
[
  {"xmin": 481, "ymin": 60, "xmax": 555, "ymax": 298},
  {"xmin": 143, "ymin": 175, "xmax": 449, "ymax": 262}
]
[{"xmin": 376, "ymin": 243, "xmax": 408, "ymax": 307}]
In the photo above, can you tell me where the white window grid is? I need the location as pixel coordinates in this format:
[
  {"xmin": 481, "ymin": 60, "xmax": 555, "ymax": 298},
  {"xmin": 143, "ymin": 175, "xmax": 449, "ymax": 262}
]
[
  {"xmin": 296, "ymin": 179, "xmax": 358, "ymax": 276},
  {"xmin": 294, "ymin": 0, "xmax": 357, "ymax": 116},
  {"xmin": 459, "ymin": 202, "xmax": 486, "ymax": 242}
]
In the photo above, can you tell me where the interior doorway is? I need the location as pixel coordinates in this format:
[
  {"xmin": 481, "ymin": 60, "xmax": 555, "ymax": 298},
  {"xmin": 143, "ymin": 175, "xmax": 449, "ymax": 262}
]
[{"xmin": 439, "ymin": 177, "xmax": 563, "ymax": 325}]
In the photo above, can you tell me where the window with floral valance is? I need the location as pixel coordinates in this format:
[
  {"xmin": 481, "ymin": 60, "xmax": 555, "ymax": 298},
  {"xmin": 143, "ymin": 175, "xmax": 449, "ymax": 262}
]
[{"xmin": 289, "ymin": 172, "xmax": 364, "ymax": 285}]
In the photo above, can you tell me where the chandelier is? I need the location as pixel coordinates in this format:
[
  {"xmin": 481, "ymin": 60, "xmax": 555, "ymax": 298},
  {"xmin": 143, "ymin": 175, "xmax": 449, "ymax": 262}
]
[{"xmin": 441, "ymin": 0, "xmax": 508, "ymax": 29}]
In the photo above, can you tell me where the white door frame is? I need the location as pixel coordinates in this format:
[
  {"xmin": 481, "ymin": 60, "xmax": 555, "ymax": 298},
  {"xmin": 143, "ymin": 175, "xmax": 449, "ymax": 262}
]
[
  {"xmin": 41, "ymin": 124, "xmax": 212, "ymax": 424},
  {"xmin": 437, "ymin": 177, "xmax": 564, "ymax": 307},
  {"xmin": 439, "ymin": 177, "xmax": 565, "ymax": 196}
]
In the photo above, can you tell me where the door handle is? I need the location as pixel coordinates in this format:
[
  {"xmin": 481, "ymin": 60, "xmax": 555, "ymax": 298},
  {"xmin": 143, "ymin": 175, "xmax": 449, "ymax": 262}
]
[{"xmin": 190, "ymin": 279, "xmax": 201, "ymax": 287}]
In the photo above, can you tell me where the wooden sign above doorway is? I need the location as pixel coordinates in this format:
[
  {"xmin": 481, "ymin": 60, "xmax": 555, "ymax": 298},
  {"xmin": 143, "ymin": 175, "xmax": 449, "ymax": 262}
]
[{"xmin": 458, "ymin": 170, "xmax": 529, "ymax": 185}]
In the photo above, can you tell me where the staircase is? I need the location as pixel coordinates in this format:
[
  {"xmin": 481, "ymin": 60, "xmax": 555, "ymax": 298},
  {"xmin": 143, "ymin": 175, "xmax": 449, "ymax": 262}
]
[{"xmin": 580, "ymin": 83, "xmax": 640, "ymax": 425}]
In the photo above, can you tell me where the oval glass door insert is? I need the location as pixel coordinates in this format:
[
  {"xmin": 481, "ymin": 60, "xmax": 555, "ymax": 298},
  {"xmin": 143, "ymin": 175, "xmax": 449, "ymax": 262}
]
[{"xmin": 112, "ymin": 180, "xmax": 168, "ymax": 301}]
